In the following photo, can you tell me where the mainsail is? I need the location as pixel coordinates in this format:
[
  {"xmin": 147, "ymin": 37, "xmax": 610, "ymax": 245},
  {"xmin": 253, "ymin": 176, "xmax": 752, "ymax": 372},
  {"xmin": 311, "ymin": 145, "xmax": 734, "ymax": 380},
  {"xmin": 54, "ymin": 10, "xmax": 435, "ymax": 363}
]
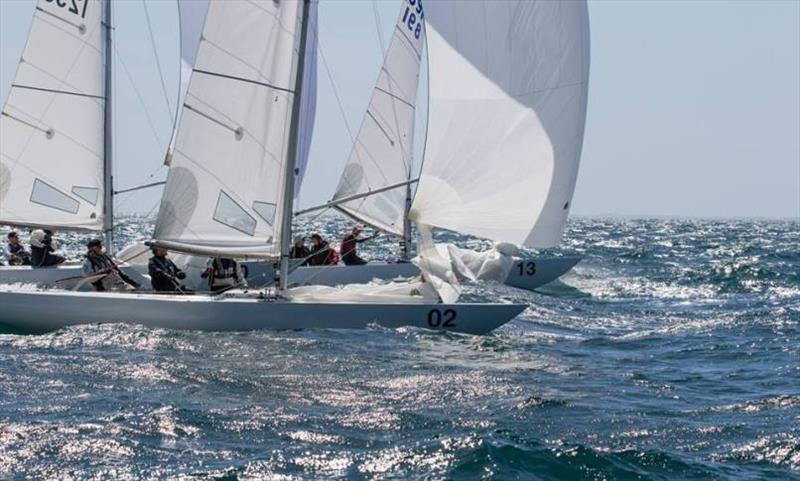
[
  {"xmin": 0, "ymin": 0, "xmax": 108, "ymax": 231},
  {"xmin": 153, "ymin": 0, "xmax": 312, "ymax": 258},
  {"xmin": 331, "ymin": 0, "xmax": 425, "ymax": 236},
  {"xmin": 410, "ymin": 0, "xmax": 591, "ymax": 248}
]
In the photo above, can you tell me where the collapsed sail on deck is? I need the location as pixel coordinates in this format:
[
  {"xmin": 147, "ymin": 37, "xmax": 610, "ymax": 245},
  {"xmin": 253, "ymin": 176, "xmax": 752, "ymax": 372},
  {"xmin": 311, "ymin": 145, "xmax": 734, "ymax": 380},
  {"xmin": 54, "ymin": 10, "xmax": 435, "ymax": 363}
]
[
  {"xmin": 0, "ymin": 0, "xmax": 108, "ymax": 231},
  {"xmin": 153, "ymin": 0, "xmax": 312, "ymax": 258},
  {"xmin": 331, "ymin": 0, "xmax": 425, "ymax": 235},
  {"xmin": 410, "ymin": 0, "xmax": 591, "ymax": 248}
]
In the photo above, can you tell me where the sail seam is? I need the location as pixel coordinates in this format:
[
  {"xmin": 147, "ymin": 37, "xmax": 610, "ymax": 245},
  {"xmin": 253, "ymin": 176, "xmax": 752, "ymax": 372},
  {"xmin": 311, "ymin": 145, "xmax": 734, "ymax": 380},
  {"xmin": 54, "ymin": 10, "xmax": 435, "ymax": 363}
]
[
  {"xmin": 11, "ymin": 84, "xmax": 105, "ymax": 100},
  {"xmin": 192, "ymin": 69, "xmax": 294, "ymax": 94},
  {"xmin": 393, "ymin": 25, "xmax": 422, "ymax": 60}
]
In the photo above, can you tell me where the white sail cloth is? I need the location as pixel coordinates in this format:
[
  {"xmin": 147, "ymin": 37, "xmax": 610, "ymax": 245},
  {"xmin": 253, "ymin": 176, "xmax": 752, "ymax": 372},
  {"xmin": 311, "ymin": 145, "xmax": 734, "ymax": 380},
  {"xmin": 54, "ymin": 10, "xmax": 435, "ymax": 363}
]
[
  {"xmin": 436, "ymin": 242, "xmax": 520, "ymax": 284},
  {"xmin": 0, "ymin": 0, "xmax": 107, "ymax": 231},
  {"xmin": 410, "ymin": 0, "xmax": 590, "ymax": 249},
  {"xmin": 411, "ymin": 224, "xmax": 461, "ymax": 304},
  {"xmin": 332, "ymin": 0, "xmax": 425, "ymax": 235},
  {"xmin": 154, "ymin": 0, "xmax": 308, "ymax": 258},
  {"xmin": 288, "ymin": 278, "xmax": 439, "ymax": 304}
]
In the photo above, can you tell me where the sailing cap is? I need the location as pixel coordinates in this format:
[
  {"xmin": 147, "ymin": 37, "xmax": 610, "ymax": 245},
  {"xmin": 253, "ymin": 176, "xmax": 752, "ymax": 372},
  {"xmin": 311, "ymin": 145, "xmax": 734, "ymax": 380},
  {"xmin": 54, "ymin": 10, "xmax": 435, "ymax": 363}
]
[{"xmin": 294, "ymin": 236, "xmax": 305, "ymax": 244}]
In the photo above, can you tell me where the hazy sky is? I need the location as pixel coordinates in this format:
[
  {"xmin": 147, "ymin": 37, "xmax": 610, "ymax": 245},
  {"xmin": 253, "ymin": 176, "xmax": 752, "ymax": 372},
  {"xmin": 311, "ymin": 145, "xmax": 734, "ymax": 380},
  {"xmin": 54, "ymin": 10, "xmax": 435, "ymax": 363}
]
[{"xmin": 1, "ymin": 0, "xmax": 798, "ymax": 219}]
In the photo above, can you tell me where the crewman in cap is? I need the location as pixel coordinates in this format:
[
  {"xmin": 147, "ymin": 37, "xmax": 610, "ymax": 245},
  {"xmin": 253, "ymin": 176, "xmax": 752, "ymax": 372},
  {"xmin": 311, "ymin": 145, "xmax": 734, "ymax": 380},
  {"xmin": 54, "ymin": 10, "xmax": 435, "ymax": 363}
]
[{"xmin": 82, "ymin": 238, "xmax": 140, "ymax": 292}]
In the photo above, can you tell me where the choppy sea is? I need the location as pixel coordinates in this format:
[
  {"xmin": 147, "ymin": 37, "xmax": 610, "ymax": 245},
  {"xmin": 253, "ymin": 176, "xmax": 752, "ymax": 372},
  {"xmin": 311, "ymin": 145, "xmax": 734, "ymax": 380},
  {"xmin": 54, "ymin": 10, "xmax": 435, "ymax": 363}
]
[{"xmin": 0, "ymin": 215, "xmax": 798, "ymax": 480}]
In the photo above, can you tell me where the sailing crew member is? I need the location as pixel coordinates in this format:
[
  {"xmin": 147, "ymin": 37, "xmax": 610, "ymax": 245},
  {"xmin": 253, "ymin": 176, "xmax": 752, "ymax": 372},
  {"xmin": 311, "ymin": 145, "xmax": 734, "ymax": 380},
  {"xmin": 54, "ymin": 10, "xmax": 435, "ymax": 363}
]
[
  {"xmin": 201, "ymin": 257, "xmax": 246, "ymax": 293},
  {"xmin": 341, "ymin": 226, "xmax": 378, "ymax": 266},
  {"xmin": 29, "ymin": 229, "xmax": 66, "ymax": 267},
  {"xmin": 148, "ymin": 247, "xmax": 189, "ymax": 293},
  {"xmin": 289, "ymin": 236, "xmax": 311, "ymax": 266},
  {"xmin": 82, "ymin": 239, "xmax": 140, "ymax": 292},
  {"xmin": 309, "ymin": 234, "xmax": 336, "ymax": 266},
  {"xmin": 4, "ymin": 232, "xmax": 31, "ymax": 266}
]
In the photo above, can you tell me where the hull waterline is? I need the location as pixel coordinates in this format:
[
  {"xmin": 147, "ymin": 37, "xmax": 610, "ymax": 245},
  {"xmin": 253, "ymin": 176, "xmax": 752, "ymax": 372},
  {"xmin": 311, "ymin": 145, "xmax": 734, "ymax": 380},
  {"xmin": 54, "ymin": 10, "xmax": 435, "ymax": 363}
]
[{"xmin": 0, "ymin": 289, "xmax": 527, "ymax": 335}]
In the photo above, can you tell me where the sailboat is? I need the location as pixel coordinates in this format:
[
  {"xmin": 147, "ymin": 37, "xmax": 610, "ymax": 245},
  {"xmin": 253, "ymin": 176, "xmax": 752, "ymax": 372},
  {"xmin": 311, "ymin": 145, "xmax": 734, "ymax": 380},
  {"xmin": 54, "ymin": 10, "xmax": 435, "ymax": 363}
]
[
  {"xmin": 0, "ymin": 0, "xmax": 527, "ymax": 335},
  {"xmin": 0, "ymin": 0, "xmax": 159, "ymax": 288},
  {"xmin": 240, "ymin": 0, "xmax": 590, "ymax": 293}
]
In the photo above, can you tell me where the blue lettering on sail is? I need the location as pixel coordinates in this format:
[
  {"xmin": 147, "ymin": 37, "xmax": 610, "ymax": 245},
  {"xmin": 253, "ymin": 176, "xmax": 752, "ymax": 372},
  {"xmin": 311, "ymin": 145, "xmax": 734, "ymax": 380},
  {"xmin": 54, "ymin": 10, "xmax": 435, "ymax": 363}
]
[{"xmin": 401, "ymin": 0, "xmax": 424, "ymax": 39}]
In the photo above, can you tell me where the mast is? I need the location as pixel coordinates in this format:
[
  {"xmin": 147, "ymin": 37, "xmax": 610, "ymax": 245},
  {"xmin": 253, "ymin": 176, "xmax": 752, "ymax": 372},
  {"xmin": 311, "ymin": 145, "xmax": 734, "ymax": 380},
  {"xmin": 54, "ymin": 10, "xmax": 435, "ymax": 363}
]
[
  {"xmin": 103, "ymin": 0, "xmax": 115, "ymax": 253},
  {"xmin": 278, "ymin": 0, "xmax": 312, "ymax": 291},
  {"xmin": 401, "ymin": 177, "xmax": 412, "ymax": 260}
]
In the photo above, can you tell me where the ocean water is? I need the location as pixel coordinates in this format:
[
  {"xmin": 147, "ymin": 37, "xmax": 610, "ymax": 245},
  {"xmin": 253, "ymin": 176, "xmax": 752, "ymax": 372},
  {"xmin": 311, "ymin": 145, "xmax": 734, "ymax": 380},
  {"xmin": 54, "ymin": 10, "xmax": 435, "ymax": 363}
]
[{"xmin": 0, "ymin": 216, "xmax": 797, "ymax": 480}]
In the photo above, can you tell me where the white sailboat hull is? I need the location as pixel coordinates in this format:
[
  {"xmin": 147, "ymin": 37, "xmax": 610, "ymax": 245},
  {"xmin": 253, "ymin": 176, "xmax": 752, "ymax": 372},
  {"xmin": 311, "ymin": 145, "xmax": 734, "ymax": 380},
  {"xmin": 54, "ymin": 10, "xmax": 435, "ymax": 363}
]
[
  {"xmin": 238, "ymin": 257, "xmax": 581, "ymax": 292},
  {"xmin": 0, "ymin": 256, "xmax": 579, "ymax": 292},
  {"xmin": 0, "ymin": 289, "xmax": 526, "ymax": 335}
]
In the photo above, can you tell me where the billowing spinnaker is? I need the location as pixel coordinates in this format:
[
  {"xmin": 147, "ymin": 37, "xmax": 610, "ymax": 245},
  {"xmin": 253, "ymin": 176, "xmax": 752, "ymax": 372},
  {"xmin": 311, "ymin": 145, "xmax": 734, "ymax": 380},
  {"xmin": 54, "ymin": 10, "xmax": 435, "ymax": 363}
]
[
  {"xmin": 332, "ymin": 0, "xmax": 425, "ymax": 235},
  {"xmin": 154, "ymin": 0, "xmax": 305, "ymax": 258},
  {"xmin": 410, "ymin": 0, "xmax": 590, "ymax": 248},
  {"xmin": 0, "ymin": 0, "xmax": 106, "ymax": 231}
]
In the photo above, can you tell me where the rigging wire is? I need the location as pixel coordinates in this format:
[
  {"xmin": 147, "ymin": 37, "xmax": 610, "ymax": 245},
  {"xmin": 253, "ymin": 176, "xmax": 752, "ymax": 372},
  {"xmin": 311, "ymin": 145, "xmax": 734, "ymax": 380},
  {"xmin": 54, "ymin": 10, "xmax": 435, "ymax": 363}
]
[
  {"xmin": 141, "ymin": 0, "xmax": 174, "ymax": 124},
  {"xmin": 112, "ymin": 42, "xmax": 167, "ymax": 152}
]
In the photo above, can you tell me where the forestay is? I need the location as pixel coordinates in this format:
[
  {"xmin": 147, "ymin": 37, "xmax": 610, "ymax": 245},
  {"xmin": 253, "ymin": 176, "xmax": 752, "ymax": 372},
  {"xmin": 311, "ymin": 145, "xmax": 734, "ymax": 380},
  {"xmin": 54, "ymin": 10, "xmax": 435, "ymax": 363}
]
[
  {"xmin": 154, "ymin": 0, "xmax": 308, "ymax": 258},
  {"xmin": 410, "ymin": 0, "xmax": 590, "ymax": 248},
  {"xmin": 0, "ymin": 0, "xmax": 107, "ymax": 231},
  {"xmin": 332, "ymin": 0, "xmax": 425, "ymax": 235}
]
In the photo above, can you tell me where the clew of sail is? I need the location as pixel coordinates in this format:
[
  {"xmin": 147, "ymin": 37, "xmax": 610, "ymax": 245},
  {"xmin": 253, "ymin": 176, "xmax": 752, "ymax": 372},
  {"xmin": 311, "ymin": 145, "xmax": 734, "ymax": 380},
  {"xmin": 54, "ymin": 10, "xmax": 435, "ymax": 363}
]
[
  {"xmin": 153, "ymin": 0, "xmax": 309, "ymax": 259},
  {"xmin": 0, "ymin": 0, "xmax": 107, "ymax": 231},
  {"xmin": 331, "ymin": 0, "xmax": 425, "ymax": 236},
  {"xmin": 409, "ymin": 0, "xmax": 590, "ymax": 249}
]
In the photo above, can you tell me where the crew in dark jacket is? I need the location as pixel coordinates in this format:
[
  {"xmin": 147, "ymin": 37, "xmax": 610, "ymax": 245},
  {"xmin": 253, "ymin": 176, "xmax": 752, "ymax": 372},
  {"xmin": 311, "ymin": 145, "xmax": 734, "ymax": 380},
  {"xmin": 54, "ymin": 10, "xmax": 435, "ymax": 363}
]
[
  {"xmin": 289, "ymin": 236, "xmax": 311, "ymax": 266},
  {"xmin": 308, "ymin": 234, "xmax": 336, "ymax": 266},
  {"xmin": 4, "ymin": 231, "xmax": 31, "ymax": 266},
  {"xmin": 30, "ymin": 229, "xmax": 66, "ymax": 267},
  {"xmin": 82, "ymin": 238, "xmax": 140, "ymax": 292},
  {"xmin": 148, "ymin": 247, "xmax": 188, "ymax": 293},
  {"xmin": 340, "ymin": 226, "xmax": 378, "ymax": 266}
]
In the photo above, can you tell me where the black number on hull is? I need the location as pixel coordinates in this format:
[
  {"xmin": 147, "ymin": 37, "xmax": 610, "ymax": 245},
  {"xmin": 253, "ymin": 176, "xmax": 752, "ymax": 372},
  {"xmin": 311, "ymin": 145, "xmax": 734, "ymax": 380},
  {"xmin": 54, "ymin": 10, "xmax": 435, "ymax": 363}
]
[
  {"xmin": 427, "ymin": 308, "xmax": 456, "ymax": 328},
  {"xmin": 516, "ymin": 261, "xmax": 536, "ymax": 276}
]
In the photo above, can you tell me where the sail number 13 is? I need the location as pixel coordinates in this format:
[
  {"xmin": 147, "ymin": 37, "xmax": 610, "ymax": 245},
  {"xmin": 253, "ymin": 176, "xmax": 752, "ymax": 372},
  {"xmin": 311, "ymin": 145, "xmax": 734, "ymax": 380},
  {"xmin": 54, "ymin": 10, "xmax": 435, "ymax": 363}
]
[
  {"xmin": 45, "ymin": 0, "xmax": 89, "ymax": 19},
  {"xmin": 517, "ymin": 261, "xmax": 537, "ymax": 276}
]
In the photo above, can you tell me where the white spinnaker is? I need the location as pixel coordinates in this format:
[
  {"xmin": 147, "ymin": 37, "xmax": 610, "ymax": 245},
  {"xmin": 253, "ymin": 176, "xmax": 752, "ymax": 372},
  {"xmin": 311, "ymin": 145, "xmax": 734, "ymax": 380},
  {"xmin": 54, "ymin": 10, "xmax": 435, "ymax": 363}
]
[
  {"xmin": 410, "ymin": 0, "xmax": 590, "ymax": 248},
  {"xmin": 0, "ymin": 0, "xmax": 106, "ymax": 231},
  {"xmin": 332, "ymin": 0, "xmax": 425, "ymax": 235},
  {"xmin": 153, "ymin": 0, "xmax": 305, "ymax": 258}
]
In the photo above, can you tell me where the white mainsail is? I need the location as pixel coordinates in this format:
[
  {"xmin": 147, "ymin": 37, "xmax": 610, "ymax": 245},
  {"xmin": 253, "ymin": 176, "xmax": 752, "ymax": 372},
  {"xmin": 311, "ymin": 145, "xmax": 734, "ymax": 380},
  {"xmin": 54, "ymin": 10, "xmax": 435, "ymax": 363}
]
[
  {"xmin": 331, "ymin": 0, "xmax": 425, "ymax": 236},
  {"xmin": 153, "ymin": 0, "xmax": 310, "ymax": 258},
  {"xmin": 0, "ymin": 0, "xmax": 107, "ymax": 231},
  {"xmin": 410, "ymin": 0, "xmax": 591, "ymax": 248}
]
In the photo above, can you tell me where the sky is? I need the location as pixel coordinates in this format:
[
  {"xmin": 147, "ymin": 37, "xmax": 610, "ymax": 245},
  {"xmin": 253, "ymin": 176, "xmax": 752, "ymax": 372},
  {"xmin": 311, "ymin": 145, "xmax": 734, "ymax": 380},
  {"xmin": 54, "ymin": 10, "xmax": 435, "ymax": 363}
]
[{"xmin": 1, "ymin": 0, "xmax": 798, "ymax": 219}]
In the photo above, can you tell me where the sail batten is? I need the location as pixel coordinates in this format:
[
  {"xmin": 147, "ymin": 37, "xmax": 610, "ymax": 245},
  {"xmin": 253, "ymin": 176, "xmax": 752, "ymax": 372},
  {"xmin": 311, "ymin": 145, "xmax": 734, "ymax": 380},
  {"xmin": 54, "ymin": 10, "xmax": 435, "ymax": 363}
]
[{"xmin": 0, "ymin": 0, "xmax": 107, "ymax": 231}]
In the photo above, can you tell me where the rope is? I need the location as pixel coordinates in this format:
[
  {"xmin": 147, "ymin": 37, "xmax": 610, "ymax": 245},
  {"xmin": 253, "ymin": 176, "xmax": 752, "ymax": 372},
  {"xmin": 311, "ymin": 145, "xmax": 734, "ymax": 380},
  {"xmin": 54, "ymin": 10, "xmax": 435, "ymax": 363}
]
[
  {"xmin": 113, "ymin": 42, "xmax": 167, "ymax": 151},
  {"xmin": 141, "ymin": 0, "xmax": 173, "ymax": 124}
]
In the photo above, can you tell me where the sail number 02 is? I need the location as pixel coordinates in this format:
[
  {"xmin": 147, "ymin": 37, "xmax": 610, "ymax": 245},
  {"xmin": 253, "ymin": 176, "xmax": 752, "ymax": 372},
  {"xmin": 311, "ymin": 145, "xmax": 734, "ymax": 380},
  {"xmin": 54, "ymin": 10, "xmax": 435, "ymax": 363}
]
[
  {"xmin": 517, "ymin": 261, "xmax": 537, "ymax": 276},
  {"xmin": 427, "ymin": 308, "xmax": 456, "ymax": 328},
  {"xmin": 45, "ymin": 0, "xmax": 89, "ymax": 19},
  {"xmin": 402, "ymin": 0, "xmax": 424, "ymax": 39}
]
